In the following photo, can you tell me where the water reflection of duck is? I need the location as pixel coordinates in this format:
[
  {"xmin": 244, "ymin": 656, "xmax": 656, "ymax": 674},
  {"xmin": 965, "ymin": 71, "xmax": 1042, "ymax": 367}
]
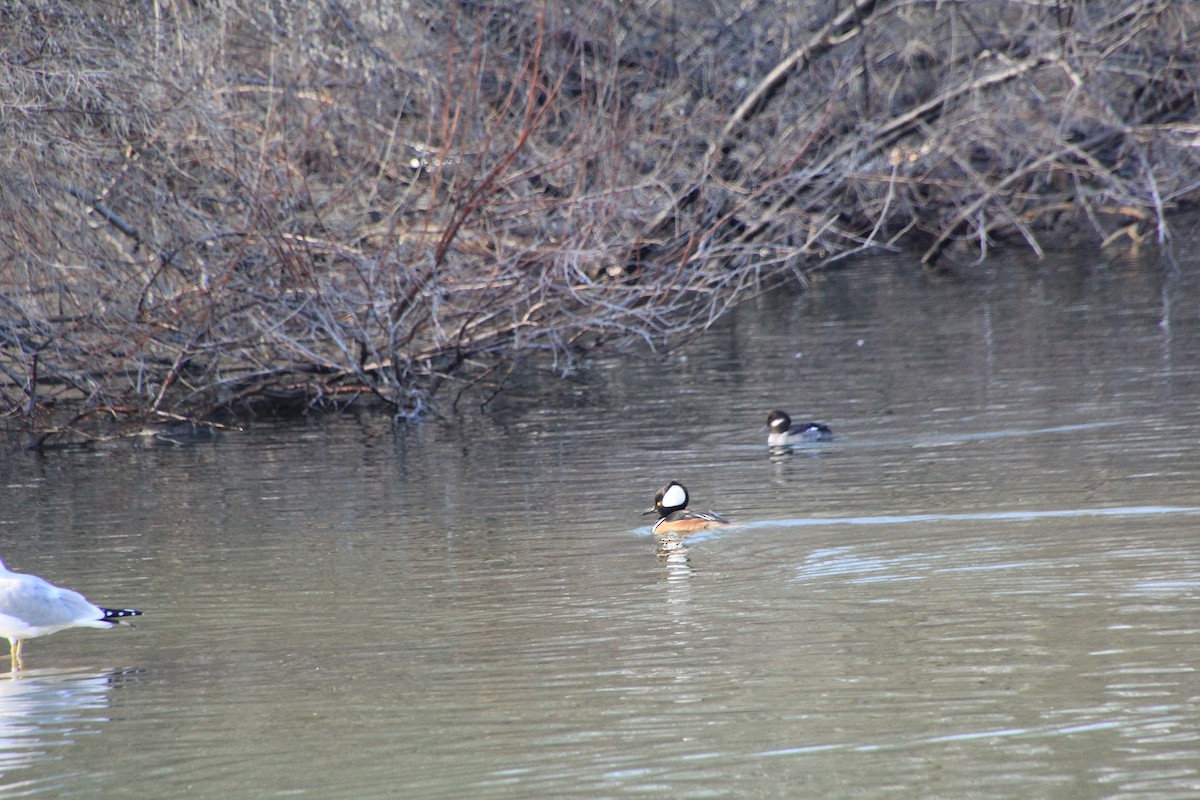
[
  {"xmin": 0, "ymin": 557, "xmax": 142, "ymax": 671},
  {"xmin": 767, "ymin": 409, "xmax": 832, "ymax": 446},
  {"xmin": 643, "ymin": 481, "xmax": 731, "ymax": 534}
]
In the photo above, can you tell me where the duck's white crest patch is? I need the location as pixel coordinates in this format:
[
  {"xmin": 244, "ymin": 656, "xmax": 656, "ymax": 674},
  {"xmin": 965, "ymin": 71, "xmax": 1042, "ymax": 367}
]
[{"xmin": 662, "ymin": 483, "xmax": 687, "ymax": 508}]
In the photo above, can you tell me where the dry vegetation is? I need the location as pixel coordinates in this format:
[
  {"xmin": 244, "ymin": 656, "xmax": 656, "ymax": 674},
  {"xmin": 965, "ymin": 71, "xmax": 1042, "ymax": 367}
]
[{"xmin": 1, "ymin": 0, "xmax": 1198, "ymax": 445}]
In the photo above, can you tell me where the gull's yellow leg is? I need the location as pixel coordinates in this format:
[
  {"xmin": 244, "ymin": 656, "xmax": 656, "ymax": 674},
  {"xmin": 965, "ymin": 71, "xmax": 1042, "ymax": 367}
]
[{"xmin": 9, "ymin": 639, "xmax": 23, "ymax": 672}]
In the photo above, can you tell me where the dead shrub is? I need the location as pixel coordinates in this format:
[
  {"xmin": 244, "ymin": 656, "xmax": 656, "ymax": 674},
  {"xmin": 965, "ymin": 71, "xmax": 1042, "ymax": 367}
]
[{"xmin": 1, "ymin": 0, "xmax": 1197, "ymax": 444}]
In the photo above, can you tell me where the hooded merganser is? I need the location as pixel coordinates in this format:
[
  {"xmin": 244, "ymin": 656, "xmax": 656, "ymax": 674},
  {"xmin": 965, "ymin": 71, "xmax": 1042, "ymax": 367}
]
[
  {"xmin": 767, "ymin": 409, "xmax": 832, "ymax": 445},
  {"xmin": 642, "ymin": 481, "xmax": 730, "ymax": 534}
]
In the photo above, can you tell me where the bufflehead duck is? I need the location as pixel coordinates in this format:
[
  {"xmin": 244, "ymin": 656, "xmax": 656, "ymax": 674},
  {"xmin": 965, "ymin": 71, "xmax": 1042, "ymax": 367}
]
[
  {"xmin": 767, "ymin": 409, "xmax": 832, "ymax": 445},
  {"xmin": 642, "ymin": 481, "xmax": 730, "ymax": 534},
  {"xmin": 0, "ymin": 556, "xmax": 142, "ymax": 671}
]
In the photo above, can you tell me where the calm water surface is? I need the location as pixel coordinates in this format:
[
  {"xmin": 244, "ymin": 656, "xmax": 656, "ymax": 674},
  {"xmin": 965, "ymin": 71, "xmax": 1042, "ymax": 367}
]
[{"xmin": 2, "ymin": 249, "xmax": 1200, "ymax": 798}]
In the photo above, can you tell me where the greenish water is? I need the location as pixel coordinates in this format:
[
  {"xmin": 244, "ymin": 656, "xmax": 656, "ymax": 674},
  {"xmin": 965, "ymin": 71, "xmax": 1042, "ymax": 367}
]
[{"xmin": 2, "ymin": 249, "xmax": 1200, "ymax": 798}]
